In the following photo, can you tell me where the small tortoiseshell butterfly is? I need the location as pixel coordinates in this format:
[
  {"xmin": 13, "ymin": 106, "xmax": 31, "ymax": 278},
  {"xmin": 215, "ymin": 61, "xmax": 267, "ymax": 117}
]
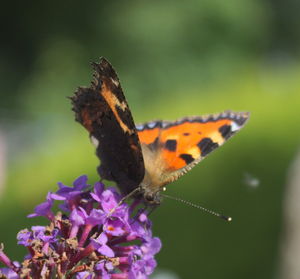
[{"xmin": 71, "ymin": 58, "xmax": 249, "ymax": 205}]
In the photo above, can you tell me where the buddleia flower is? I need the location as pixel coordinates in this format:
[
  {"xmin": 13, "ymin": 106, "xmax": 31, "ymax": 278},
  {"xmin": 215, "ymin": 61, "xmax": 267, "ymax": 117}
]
[{"xmin": 0, "ymin": 176, "xmax": 161, "ymax": 279}]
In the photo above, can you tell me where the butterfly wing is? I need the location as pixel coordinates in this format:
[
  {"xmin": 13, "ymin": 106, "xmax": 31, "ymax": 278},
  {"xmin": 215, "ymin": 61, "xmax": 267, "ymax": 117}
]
[
  {"xmin": 71, "ymin": 58, "xmax": 145, "ymax": 194},
  {"xmin": 137, "ymin": 111, "xmax": 249, "ymax": 188}
]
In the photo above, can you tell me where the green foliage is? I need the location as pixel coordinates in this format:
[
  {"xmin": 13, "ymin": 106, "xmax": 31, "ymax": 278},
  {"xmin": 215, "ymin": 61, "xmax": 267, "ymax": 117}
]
[{"xmin": 0, "ymin": 1, "xmax": 299, "ymax": 278}]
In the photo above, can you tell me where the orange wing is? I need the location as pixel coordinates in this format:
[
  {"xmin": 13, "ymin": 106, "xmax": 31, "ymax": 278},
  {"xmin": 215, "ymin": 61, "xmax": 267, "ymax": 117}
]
[{"xmin": 137, "ymin": 111, "xmax": 249, "ymax": 185}]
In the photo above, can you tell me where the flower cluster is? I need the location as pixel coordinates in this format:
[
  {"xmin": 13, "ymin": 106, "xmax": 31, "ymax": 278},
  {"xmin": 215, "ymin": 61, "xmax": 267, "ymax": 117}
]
[{"xmin": 0, "ymin": 176, "xmax": 161, "ymax": 279}]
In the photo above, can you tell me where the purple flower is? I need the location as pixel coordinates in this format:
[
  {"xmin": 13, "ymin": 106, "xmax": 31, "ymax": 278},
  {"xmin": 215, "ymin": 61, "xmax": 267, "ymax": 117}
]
[
  {"xmin": 91, "ymin": 233, "xmax": 115, "ymax": 257},
  {"xmin": 104, "ymin": 218, "xmax": 127, "ymax": 236},
  {"xmin": 0, "ymin": 176, "xmax": 161, "ymax": 278},
  {"xmin": 27, "ymin": 192, "xmax": 55, "ymax": 220},
  {"xmin": 57, "ymin": 175, "xmax": 89, "ymax": 198},
  {"xmin": 0, "ymin": 268, "xmax": 19, "ymax": 279},
  {"xmin": 100, "ymin": 187, "xmax": 128, "ymax": 218},
  {"xmin": 55, "ymin": 175, "xmax": 90, "ymax": 211},
  {"xmin": 95, "ymin": 260, "xmax": 113, "ymax": 279},
  {"xmin": 141, "ymin": 237, "xmax": 162, "ymax": 258},
  {"xmin": 16, "ymin": 229, "xmax": 31, "ymax": 246},
  {"xmin": 0, "ymin": 248, "xmax": 19, "ymax": 273},
  {"xmin": 75, "ymin": 271, "xmax": 94, "ymax": 279},
  {"xmin": 90, "ymin": 181, "xmax": 105, "ymax": 202}
]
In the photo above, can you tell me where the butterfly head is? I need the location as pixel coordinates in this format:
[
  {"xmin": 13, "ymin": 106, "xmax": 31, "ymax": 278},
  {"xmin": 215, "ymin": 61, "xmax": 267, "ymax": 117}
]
[
  {"xmin": 138, "ymin": 177, "xmax": 166, "ymax": 205},
  {"xmin": 143, "ymin": 191, "xmax": 161, "ymax": 205},
  {"xmin": 136, "ymin": 187, "xmax": 160, "ymax": 205}
]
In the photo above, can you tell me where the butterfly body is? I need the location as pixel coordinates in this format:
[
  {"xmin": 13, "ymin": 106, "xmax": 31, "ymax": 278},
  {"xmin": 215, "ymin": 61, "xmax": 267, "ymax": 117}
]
[{"xmin": 71, "ymin": 58, "xmax": 249, "ymax": 205}]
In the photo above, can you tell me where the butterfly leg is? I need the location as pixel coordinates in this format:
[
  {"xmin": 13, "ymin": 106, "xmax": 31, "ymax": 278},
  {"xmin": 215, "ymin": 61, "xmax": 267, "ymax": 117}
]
[{"xmin": 108, "ymin": 187, "xmax": 142, "ymax": 217}]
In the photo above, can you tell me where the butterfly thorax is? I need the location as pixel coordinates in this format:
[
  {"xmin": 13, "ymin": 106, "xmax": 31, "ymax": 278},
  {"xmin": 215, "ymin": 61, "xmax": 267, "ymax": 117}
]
[{"xmin": 137, "ymin": 143, "xmax": 169, "ymax": 204}]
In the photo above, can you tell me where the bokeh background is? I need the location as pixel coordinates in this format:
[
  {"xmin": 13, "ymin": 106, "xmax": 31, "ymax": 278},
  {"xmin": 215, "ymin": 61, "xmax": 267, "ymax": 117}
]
[{"xmin": 0, "ymin": 1, "xmax": 300, "ymax": 278}]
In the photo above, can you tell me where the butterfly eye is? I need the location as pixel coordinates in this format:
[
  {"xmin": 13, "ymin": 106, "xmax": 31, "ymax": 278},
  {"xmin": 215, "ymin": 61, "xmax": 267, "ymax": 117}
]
[
  {"xmin": 144, "ymin": 194, "xmax": 154, "ymax": 202},
  {"xmin": 144, "ymin": 193, "xmax": 161, "ymax": 205}
]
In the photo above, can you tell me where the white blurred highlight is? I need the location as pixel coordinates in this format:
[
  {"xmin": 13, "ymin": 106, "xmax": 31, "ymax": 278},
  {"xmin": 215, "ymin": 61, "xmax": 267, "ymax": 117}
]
[
  {"xmin": 243, "ymin": 172, "xmax": 260, "ymax": 188},
  {"xmin": 279, "ymin": 148, "xmax": 300, "ymax": 279}
]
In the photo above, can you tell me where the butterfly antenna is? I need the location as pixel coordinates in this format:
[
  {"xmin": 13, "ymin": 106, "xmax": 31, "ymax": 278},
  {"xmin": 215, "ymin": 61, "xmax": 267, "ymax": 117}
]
[{"xmin": 161, "ymin": 193, "xmax": 232, "ymax": 222}]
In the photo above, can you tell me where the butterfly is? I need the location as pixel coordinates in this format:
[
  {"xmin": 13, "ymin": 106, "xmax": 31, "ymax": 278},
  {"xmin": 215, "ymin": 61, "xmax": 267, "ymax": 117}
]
[{"xmin": 71, "ymin": 58, "xmax": 249, "ymax": 205}]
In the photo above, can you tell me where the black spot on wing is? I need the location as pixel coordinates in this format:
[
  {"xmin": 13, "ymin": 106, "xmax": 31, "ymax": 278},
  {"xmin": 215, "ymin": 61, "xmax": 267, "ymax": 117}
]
[
  {"xmin": 179, "ymin": 154, "xmax": 195, "ymax": 164},
  {"xmin": 197, "ymin": 138, "xmax": 219, "ymax": 157},
  {"xmin": 183, "ymin": 132, "xmax": 190, "ymax": 136},
  {"xmin": 219, "ymin": 124, "xmax": 233, "ymax": 140},
  {"xmin": 165, "ymin": 139, "xmax": 177, "ymax": 152}
]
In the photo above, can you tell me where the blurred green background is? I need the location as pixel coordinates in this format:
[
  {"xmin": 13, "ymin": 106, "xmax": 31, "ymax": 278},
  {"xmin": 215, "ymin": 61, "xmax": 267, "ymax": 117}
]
[{"xmin": 0, "ymin": 1, "xmax": 300, "ymax": 278}]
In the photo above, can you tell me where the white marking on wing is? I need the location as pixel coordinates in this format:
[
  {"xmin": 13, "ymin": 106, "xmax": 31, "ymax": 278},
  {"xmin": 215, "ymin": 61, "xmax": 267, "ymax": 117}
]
[
  {"xmin": 136, "ymin": 124, "xmax": 144, "ymax": 130},
  {"xmin": 90, "ymin": 136, "xmax": 99, "ymax": 147},
  {"xmin": 148, "ymin": 122, "xmax": 157, "ymax": 129},
  {"xmin": 111, "ymin": 78, "xmax": 119, "ymax": 87},
  {"xmin": 231, "ymin": 121, "xmax": 240, "ymax": 132}
]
